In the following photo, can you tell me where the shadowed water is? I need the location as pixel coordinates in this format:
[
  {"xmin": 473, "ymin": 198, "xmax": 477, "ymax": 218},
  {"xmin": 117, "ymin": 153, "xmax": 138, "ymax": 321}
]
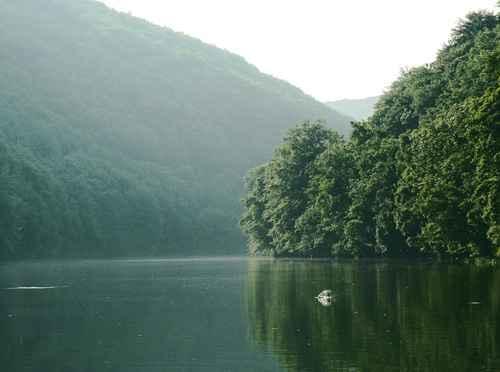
[
  {"xmin": 1, "ymin": 258, "xmax": 499, "ymax": 371},
  {"xmin": 247, "ymin": 259, "xmax": 500, "ymax": 372}
]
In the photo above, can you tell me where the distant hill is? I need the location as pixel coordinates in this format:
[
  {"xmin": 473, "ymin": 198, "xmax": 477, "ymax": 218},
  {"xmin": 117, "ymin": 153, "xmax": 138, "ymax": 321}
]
[
  {"xmin": 0, "ymin": 0, "xmax": 350, "ymax": 259},
  {"xmin": 326, "ymin": 96, "xmax": 380, "ymax": 121}
]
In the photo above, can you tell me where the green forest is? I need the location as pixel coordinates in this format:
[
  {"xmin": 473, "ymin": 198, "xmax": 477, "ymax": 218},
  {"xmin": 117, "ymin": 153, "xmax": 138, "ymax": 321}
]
[
  {"xmin": 241, "ymin": 11, "xmax": 500, "ymax": 259},
  {"xmin": 0, "ymin": 0, "xmax": 349, "ymax": 259}
]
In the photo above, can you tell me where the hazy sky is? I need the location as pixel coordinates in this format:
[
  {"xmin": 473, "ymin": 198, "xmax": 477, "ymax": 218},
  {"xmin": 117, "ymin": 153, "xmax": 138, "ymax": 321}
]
[{"xmin": 101, "ymin": 0, "xmax": 497, "ymax": 101}]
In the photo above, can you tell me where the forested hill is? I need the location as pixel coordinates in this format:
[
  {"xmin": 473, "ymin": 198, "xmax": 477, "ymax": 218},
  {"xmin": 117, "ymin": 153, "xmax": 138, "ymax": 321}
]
[
  {"xmin": 326, "ymin": 96, "xmax": 380, "ymax": 121},
  {"xmin": 241, "ymin": 11, "xmax": 500, "ymax": 259},
  {"xmin": 0, "ymin": 0, "xmax": 350, "ymax": 259}
]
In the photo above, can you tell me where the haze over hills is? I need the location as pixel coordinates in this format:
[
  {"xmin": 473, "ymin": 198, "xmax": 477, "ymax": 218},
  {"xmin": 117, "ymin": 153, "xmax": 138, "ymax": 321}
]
[
  {"xmin": 0, "ymin": 0, "xmax": 351, "ymax": 259},
  {"xmin": 326, "ymin": 96, "xmax": 380, "ymax": 121}
]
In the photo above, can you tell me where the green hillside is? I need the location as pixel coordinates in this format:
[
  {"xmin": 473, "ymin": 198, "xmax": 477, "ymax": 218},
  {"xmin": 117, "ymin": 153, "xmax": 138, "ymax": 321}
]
[
  {"xmin": 326, "ymin": 96, "xmax": 380, "ymax": 121},
  {"xmin": 0, "ymin": 0, "xmax": 350, "ymax": 259}
]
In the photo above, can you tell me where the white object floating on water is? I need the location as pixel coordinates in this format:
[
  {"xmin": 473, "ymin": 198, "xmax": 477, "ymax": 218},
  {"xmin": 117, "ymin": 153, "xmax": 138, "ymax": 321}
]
[
  {"xmin": 3, "ymin": 286, "xmax": 69, "ymax": 290},
  {"xmin": 315, "ymin": 289, "xmax": 334, "ymax": 306},
  {"xmin": 316, "ymin": 289, "xmax": 333, "ymax": 299}
]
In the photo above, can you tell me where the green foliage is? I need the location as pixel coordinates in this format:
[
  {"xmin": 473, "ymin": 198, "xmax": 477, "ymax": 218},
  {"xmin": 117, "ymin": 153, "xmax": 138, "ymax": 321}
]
[
  {"xmin": 241, "ymin": 11, "xmax": 500, "ymax": 258},
  {"xmin": 0, "ymin": 0, "xmax": 350, "ymax": 259},
  {"xmin": 241, "ymin": 122, "xmax": 338, "ymax": 257}
]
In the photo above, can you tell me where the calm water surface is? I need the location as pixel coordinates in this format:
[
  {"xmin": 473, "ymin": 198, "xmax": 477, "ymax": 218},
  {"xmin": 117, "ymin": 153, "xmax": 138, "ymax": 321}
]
[{"xmin": 1, "ymin": 258, "xmax": 499, "ymax": 372}]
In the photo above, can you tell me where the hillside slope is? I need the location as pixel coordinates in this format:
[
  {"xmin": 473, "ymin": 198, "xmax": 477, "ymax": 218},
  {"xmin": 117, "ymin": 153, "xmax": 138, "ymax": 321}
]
[
  {"xmin": 0, "ymin": 0, "xmax": 350, "ymax": 259},
  {"xmin": 326, "ymin": 96, "xmax": 380, "ymax": 121}
]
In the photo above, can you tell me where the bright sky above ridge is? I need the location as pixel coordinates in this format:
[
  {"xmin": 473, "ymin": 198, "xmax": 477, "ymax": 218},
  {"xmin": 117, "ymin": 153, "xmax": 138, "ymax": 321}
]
[{"xmin": 101, "ymin": 0, "xmax": 497, "ymax": 101}]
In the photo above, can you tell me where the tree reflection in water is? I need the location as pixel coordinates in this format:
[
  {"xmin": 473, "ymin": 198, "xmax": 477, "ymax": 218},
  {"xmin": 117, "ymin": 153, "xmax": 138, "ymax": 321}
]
[{"xmin": 246, "ymin": 259, "xmax": 500, "ymax": 372}]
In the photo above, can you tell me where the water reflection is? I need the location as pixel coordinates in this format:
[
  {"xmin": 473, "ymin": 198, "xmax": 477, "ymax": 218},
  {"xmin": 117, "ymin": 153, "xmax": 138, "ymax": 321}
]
[
  {"xmin": 316, "ymin": 296, "xmax": 333, "ymax": 307},
  {"xmin": 246, "ymin": 259, "xmax": 500, "ymax": 372}
]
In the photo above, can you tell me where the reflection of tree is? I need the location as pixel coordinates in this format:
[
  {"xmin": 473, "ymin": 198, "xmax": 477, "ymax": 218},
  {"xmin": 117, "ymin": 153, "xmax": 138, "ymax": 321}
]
[{"xmin": 246, "ymin": 259, "xmax": 500, "ymax": 372}]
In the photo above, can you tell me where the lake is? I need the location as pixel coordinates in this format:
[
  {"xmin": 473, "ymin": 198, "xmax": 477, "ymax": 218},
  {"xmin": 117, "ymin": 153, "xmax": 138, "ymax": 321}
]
[{"xmin": 1, "ymin": 258, "xmax": 499, "ymax": 371}]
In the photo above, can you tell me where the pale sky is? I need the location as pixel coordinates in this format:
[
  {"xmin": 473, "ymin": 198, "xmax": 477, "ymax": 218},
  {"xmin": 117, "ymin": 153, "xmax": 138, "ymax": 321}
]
[{"xmin": 100, "ymin": 0, "xmax": 497, "ymax": 102}]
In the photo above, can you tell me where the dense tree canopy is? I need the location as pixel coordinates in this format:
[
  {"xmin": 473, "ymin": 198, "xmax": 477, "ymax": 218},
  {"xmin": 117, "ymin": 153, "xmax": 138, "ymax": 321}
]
[
  {"xmin": 0, "ymin": 0, "xmax": 350, "ymax": 259},
  {"xmin": 241, "ymin": 11, "xmax": 500, "ymax": 259}
]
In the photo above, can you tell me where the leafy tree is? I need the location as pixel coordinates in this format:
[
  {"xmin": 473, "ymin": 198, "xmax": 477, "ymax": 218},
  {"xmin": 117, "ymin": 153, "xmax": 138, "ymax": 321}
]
[{"xmin": 241, "ymin": 10, "xmax": 500, "ymax": 259}]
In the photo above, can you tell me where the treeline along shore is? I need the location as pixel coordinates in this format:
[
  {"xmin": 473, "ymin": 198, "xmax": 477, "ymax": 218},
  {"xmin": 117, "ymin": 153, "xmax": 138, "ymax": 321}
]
[{"xmin": 241, "ymin": 11, "xmax": 500, "ymax": 259}]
